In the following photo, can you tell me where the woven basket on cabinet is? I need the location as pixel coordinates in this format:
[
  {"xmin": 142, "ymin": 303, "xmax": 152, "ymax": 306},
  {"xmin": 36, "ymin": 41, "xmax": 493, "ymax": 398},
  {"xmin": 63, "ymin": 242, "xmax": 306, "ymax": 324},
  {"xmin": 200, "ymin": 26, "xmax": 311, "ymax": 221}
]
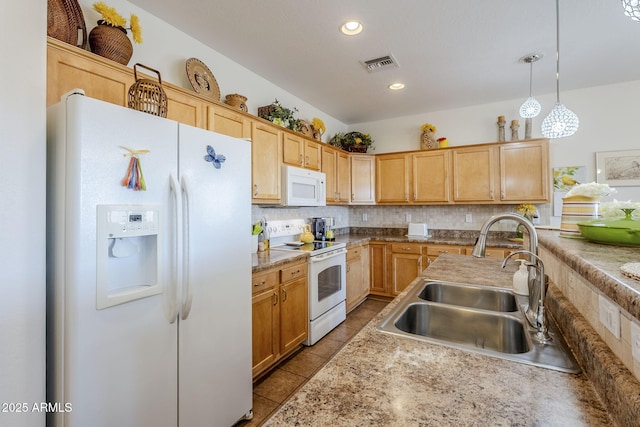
[
  {"xmin": 127, "ymin": 64, "xmax": 168, "ymax": 118},
  {"xmin": 89, "ymin": 21, "xmax": 133, "ymax": 66}
]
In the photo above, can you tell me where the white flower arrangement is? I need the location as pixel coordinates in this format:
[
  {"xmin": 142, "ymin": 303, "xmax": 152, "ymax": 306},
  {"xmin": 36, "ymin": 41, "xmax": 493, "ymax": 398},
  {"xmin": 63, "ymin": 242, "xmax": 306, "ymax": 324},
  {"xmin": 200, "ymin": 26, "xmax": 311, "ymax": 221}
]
[
  {"xmin": 599, "ymin": 200, "xmax": 640, "ymax": 218},
  {"xmin": 564, "ymin": 182, "xmax": 616, "ymax": 199}
]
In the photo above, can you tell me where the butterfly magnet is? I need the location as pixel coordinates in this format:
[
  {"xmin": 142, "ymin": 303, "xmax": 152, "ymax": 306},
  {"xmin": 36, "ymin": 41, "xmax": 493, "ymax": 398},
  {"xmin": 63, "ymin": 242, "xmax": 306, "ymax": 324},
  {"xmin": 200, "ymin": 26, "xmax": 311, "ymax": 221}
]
[{"xmin": 204, "ymin": 145, "xmax": 226, "ymax": 169}]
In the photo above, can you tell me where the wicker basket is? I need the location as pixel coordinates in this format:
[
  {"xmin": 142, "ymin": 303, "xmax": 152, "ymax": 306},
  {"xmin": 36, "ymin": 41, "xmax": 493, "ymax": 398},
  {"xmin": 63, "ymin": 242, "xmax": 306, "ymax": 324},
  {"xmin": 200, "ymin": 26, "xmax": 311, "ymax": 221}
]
[
  {"xmin": 128, "ymin": 64, "xmax": 168, "ymax": 118},
  {"xmin": 47, "ymin": 0, "xmax": 87, "ymax": 48},
  {"xmin": 347, "ymin": 144, "xmax": 369, "ymax": 153},
  {"xmin": 258, "ymin": 104, "xmax": 275, "ymax": 120},
  {"xmin": 89, "ymin": 21, "xmax": 133, "ymax": 66}
]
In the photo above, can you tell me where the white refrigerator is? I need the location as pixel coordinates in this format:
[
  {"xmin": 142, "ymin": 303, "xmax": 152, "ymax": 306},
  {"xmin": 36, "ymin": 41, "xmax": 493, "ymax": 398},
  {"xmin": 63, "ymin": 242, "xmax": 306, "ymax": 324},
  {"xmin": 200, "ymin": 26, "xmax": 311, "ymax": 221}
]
[{"xmin": 46, "ymin": 91, "xmax": 253, "ymax": 426}]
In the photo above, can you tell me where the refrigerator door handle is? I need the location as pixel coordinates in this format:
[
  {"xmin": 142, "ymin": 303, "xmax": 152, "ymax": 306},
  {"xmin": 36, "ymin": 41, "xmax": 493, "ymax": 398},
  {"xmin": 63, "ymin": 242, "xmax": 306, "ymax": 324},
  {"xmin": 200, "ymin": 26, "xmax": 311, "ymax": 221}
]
[
  {"xmin": 168, "ymin": 174, "xmax": 181, "ymax": 324},
  {"xmin": 180, "ymin": 174, "xmax": 194, "ymax": 320}
]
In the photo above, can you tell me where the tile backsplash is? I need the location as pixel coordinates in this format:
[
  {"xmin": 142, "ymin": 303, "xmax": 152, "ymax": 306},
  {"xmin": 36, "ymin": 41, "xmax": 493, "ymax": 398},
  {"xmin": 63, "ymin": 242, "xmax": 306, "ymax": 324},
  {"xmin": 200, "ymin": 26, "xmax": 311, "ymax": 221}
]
[{"xmin": 252, "ymin": 203, "xmax": 552, "ymax": 232}]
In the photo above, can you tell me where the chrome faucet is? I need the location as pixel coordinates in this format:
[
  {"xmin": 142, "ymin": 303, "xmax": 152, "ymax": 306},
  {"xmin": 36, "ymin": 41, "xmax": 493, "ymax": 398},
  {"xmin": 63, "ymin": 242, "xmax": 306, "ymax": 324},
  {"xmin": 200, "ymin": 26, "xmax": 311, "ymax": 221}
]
[
  {"xmin": 503, "ymin": 250, "xmax": 552, "ymax": 344},
  {"xmin": 471, "ymin": 213, "xmax": 552, "ymax": 344}
]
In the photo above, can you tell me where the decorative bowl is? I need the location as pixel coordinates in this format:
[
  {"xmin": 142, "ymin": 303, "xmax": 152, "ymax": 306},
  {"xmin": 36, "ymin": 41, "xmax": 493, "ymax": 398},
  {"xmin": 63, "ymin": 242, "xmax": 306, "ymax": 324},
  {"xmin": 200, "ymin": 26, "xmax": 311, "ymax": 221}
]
[{"xmin": 577, "ymin": 209, "xmax": 640, "ymax": 246}]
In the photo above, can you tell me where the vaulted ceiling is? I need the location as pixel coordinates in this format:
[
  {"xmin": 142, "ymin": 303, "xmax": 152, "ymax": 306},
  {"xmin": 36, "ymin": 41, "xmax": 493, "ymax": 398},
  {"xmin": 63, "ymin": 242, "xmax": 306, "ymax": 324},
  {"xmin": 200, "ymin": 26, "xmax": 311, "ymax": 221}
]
[{"xmin": 129, "ymin": 0, "xmax": 640, "ymax": 124}]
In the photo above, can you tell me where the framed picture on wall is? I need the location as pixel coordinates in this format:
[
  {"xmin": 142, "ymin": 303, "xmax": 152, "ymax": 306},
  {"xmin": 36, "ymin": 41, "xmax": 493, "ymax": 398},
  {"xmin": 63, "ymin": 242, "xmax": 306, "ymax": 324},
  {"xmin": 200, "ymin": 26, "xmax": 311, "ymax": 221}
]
[{"xmin": 596, "ymin": 150, "xmax": 640, "ymax": 186}]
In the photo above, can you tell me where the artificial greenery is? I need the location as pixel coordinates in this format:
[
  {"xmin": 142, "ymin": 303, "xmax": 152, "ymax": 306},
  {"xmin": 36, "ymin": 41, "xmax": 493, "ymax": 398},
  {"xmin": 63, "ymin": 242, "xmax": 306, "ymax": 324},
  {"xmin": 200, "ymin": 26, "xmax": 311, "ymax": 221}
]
[
  {"xmin": 265, "ymin": 99, "xmax": 300, "ymax": 131},
  {"xmin": 328, "ymin": 131, "xmax": 374, "ymax": 151}
]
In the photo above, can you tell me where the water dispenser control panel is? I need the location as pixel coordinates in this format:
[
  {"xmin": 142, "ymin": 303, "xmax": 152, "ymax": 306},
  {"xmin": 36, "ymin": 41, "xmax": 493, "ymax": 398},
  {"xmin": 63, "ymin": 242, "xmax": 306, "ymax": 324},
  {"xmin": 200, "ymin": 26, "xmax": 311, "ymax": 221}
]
[{"xmin": 106, "ymin": 208, "xmax": 159, "ymax": 238}]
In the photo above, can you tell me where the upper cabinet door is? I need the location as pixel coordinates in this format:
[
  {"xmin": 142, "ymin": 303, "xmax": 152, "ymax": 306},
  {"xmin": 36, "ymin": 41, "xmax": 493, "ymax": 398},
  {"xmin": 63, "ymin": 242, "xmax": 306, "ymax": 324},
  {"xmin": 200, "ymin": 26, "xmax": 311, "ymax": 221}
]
[
  {"xmin": 251, "ymin": 122, "xmax": 282, "ymax": 203},
  {"xmin": 350, "ymin": 155, "xmax": 375, "ymax": 204},
  {"xmin": 412, "ymin": 150, "xmax": 451, "ymax": 203},
  {"xmin": 376, "ymin": 153, "xmax": 410, "ymax": 203},
  {"xmin": 499, "ymin": 140, "xmax": 549, "ymax": 202},
  {"xmin": 282, "ymin": 133, "xmax": 304, "ymax": 167},
  {"xmin": 207, "ymin": 106, "xmax": 251, "ymax": 138},
  {"xmin": 452, "ymin": 145, "xmax": 497, "ymax": 202}
]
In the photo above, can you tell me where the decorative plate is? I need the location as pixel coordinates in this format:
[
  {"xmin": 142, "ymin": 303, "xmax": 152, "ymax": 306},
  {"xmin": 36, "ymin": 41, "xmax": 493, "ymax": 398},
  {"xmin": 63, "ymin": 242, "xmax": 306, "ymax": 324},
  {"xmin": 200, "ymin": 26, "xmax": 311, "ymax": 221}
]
[{"xmin": 186, "ymin": 58, "xmax": 220, "ymax": 101}]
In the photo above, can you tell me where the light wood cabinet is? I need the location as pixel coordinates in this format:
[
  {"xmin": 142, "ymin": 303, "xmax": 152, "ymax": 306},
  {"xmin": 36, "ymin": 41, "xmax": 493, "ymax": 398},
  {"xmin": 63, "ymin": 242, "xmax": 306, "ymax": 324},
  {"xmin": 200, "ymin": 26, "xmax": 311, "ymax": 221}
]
[
  {"xmin": 424, "ymin": 244, "xmax": 465, "ymax": 267},
  {"xmin": 413, "ymin": 150, "xmax": 451, "ymax": 203},
  {"xmin": 376, "ymin": 153, "xmax": 410, "ymax": 203},
  {"xmin": 369, "ymin": 242, "xmax": 389, "ymax": 296},
  {"xmin": 389, "ymin": 243, "xmax": 423, "ymax": 296},
  {"xmin": 279, "ymin": 274, "xmax": 308, "ymax": 354},
  {"xmin": 452, "ymin": 139, "xmax": 550, "ymax": 204},
  {"xmin": 283, "ymin": 134, "xmax": 321, "ymax": 171},
  {"xmin": 350, "ymin": 155, "xmax": 376, "ymax": 204},
  {"xmin": 251, "ymin": 261, "xmax": 308, "ymax": 379},
  {"xmin": 251, "ymin": 121, "xmax": 282, "ymax": 203},
  {"xmin": 207, "ymin": 105, "xmax": 251, "ymax": 138},
  {"xmin": 452, "ymin": 145, "xmax": 498, "ymax": 202},
  {"xmin": 322, "ymin": 146, "xmax": 350, "ymax": 204},
  {"xmin": 499, "ymin": 140, "xmax": 549, "ymax": 202},
  {"xmin": 251, "ymin": 270, "xmax": 279, "ymax": 377},
  {"xmin": 346, "ymin": 244, "xmax": 368, "ymax": 312}
]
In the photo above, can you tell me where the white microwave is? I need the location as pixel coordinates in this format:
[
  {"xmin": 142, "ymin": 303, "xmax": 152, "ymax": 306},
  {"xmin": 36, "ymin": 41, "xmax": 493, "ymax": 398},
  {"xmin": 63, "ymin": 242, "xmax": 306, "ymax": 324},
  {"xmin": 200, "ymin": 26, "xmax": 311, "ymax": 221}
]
[{"xmin": 281, "ymin": 165, "xmax": 326, "ymax": 207}]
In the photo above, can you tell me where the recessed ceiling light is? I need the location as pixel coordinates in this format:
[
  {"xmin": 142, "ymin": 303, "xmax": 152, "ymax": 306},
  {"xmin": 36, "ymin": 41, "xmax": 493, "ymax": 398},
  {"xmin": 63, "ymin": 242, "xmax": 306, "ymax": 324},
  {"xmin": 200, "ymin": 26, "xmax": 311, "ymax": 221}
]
[
  {"xmin": 388, "ymin": 83, "xmax": 405, "ymax": 90},
  {"xmin": 340, "ymin": 20, "xmax": 363, "ymax": 36}
]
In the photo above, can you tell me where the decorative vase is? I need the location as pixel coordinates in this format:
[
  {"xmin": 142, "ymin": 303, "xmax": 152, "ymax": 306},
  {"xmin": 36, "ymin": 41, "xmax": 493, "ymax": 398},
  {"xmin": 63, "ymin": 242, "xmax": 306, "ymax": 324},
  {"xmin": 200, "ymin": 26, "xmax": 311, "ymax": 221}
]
[
  {"xmin": 421, "ymin": 130, "xmax": 436, "ymax": 150},
  {"xmin": 225, "ymin": 93, "xmax": 248, "ymax": 112},
  {"xmin": 89, "ymin": 21, "xmax": 133, "ymax": 66},
  {"xmin": 559, "ymin": 195, "xmax": 601, "ymax": 238}
]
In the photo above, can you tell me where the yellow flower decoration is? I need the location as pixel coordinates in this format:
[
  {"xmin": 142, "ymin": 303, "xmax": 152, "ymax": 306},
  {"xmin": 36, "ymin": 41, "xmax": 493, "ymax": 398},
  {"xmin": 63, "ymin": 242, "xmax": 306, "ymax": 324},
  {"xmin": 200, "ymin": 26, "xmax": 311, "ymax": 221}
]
[
  {"xmin": 421, "ymin": 123, "xmax": 436, "ymax": 133},
  {"xmin": 515, "ymin": 204, "xmax": 537, "ymax": 219},
  {"xmin": 93, "ymin": 2, "xmax": 143, "ymax": 44},
  {"xmin": 93, "ymin": 2, "xmax": 126, "ymax": 27},
  {"xmin": 312, "ymin": 117, "xmax": 326, "ymax": 134}
]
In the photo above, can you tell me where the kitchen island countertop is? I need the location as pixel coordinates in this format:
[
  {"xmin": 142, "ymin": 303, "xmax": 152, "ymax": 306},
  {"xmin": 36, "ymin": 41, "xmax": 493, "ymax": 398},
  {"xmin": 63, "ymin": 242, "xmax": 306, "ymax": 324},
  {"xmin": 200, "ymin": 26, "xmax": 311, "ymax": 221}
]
[{"xmin": 263, "ymin": 254, "xmax": 613, "ymax": 426}]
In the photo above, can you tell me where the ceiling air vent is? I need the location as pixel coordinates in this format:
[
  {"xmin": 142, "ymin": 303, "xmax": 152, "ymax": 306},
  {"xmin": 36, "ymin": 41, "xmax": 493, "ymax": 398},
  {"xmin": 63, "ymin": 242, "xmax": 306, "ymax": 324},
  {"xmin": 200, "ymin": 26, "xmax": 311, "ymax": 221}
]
[{"xmin": 362, "ymin": 54, "xmax": 399, "ymax": 73}]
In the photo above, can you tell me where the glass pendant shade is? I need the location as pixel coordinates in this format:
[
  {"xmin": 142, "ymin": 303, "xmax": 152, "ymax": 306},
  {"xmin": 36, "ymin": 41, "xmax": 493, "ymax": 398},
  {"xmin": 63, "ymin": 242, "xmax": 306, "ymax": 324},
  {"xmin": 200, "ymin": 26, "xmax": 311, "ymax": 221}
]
[
  {"xmin": 519, "ymin": 96, "xmax": 541, "ymax": 118},
  {"xmin": 622, "ymin": 0, "xmax": 640, "ymax": 22},
  {"xmin": 541, "ymin": 102, "xmax": 579, "ymax": 138}
]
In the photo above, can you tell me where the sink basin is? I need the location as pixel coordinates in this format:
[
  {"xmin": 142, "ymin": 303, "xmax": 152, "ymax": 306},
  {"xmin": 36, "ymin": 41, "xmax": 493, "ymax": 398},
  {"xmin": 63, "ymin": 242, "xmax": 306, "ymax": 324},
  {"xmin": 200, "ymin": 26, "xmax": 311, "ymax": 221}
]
[
  {"xmin": 395, "ymin": 303, "xmax": 529, "ymax": 354},
  {"xmin": 418, "ymin": 281, "xmax": 518, "ymax": 312},
  {"xmin": 377, "ymin": 279, "xmax": 581, "ymax": 374}
]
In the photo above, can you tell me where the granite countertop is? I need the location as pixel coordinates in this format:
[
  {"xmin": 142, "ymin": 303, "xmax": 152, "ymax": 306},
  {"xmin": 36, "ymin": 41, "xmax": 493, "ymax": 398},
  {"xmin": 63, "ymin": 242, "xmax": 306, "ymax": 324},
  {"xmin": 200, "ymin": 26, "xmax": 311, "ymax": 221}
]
[
  {"xmin": 264, "ymin": 254, "xmax": 614, "ymax": 426},
  {"xmin": 537, "ymin": 229, "xmax": 640, "ymax": 321},
  {"xmin": 252, "ymin": 232, "xmax": 521, "ymax": 273}
]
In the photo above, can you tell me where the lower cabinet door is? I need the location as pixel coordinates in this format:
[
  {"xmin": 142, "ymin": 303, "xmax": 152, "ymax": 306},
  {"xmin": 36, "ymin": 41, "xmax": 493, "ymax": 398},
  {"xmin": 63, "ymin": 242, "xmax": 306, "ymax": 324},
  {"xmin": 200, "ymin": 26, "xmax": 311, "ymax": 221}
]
[
  {"xmin": 252, "ymin": 288, "xmax": 279, "ymax": 377},
  {"xmin": 279, "ymin": 277, "xmax": 308, "ymax": 354}
]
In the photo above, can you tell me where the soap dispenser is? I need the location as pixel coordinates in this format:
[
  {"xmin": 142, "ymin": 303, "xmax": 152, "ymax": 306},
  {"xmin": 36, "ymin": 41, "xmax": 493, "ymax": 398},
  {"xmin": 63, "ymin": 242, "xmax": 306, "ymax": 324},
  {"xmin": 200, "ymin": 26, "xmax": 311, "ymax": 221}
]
[{"xmin": 513, "ymin": 259, "xmax": 529, "ymax": 295}]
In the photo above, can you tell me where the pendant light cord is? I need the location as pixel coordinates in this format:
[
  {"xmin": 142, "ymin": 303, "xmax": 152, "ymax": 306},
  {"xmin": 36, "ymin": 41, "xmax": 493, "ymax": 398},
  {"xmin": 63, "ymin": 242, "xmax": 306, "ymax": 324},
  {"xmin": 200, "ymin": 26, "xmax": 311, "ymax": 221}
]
[
  {"xmin": 528, "ymin": 60, "xmax": 533, "ymax": 97},
  {"xmin": 555, "ymin": 0, "xmax": 560, "ymax": 103}
]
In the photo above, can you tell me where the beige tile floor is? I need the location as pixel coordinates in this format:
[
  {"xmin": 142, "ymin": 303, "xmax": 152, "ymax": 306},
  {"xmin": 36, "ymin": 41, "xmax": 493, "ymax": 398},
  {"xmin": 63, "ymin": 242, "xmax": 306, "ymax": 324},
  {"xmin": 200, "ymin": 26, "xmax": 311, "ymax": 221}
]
[{"xmin": 236, "ymin": 298, "xmax": 389, "ymax": 427}]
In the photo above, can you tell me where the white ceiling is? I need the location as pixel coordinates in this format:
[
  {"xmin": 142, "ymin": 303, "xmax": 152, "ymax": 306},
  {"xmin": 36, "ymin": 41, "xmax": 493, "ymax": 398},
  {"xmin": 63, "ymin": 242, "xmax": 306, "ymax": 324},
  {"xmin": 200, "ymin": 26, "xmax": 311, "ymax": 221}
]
[{"xmin": 128, "ymin": 0, "xmax": 640, "ymax": 124}]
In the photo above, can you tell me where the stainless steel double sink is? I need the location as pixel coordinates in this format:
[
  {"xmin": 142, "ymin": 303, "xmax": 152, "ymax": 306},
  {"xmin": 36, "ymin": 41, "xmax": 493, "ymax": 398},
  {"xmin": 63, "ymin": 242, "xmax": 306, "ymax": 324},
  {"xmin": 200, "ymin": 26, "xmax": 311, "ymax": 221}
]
[{"xmin": 377, "ymin": 280, "xmax": 581, "ymax": 373}]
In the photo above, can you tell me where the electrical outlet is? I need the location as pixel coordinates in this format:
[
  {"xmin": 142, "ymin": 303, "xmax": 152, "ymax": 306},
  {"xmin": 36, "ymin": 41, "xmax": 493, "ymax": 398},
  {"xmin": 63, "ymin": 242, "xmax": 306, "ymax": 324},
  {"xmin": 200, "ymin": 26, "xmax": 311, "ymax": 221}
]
[
  {"xmin": 599, "ymin": 295, "xmax": 621, "ymax": 339},
  {"xmin": 406, "ymin": 213, "xmax": 412, "ymax": 222},
  {"xmin": 631, "ymin": 322, "xmax": 640, "ymax": 362},
  {"xmin": 465, "ymin": 213, "xmax": 472, "ymax": 223},
  {"xmin": 362, "ymin": 213, "xmax": 368, "ymax": 222}
]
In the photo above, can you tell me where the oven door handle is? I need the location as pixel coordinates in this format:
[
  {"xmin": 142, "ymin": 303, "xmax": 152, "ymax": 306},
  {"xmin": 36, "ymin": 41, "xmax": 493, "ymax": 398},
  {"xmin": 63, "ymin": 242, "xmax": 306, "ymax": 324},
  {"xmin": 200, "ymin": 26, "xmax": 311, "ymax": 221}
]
[{"xmin": 309, "ymin": 248, "xmax": 347, "ymax": 262}]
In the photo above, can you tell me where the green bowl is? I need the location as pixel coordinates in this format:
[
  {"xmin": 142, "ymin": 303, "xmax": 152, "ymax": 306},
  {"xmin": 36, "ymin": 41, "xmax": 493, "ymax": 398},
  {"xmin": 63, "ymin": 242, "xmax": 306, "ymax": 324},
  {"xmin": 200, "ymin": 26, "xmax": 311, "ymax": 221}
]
[{"xmin": 577, "ymin": 214, "xmax": 640, "ymax": 246}]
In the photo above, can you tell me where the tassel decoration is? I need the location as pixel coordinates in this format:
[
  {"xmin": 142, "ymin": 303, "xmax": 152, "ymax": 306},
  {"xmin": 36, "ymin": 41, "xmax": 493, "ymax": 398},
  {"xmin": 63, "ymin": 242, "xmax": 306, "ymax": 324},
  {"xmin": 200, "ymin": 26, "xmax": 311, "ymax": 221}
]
[{"xmin": 120, "ymin": 146, "xmax": 150, "ymax": 191}]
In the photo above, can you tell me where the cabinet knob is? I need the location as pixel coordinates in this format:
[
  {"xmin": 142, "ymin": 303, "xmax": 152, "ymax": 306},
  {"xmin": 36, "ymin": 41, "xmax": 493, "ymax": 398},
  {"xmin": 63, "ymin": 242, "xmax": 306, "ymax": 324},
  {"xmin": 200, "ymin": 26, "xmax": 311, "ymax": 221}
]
[
  {"xmin": 253, "ymin": 184, "xmax": 258, "ymax": 196},
  {"xmin": 305, "ymin": 155, "xmax": 310, "ymax": 165},
  {"xmin": 299, "ymin": 154, "xmax": 304, "ymax": 165},
  {"xmin": 438, "ymin": 250, "xmax": 448, "ymax": 254},
  {"xmin": 281, "ymin": 288, "xmax": 288, "ymax": 302},
  {"xmin": 273, "ymin": 291, "xmax": 278, "ymax": 306}
]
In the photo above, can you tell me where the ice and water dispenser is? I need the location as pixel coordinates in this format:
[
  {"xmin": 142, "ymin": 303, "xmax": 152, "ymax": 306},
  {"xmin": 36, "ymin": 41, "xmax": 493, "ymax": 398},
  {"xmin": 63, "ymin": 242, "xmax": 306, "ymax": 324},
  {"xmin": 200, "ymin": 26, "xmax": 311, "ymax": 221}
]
[{"xmin": 96, "ymin": 204, "xmax": 162, "ymax": 309}]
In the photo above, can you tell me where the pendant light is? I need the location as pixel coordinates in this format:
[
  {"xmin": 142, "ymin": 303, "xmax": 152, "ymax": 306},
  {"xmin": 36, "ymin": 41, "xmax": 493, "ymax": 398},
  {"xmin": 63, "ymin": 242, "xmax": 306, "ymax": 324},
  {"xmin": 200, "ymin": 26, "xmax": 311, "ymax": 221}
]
[
  {"xmin": 541, "ymin": 0, "xmax": 579, "ymax": 138},
  {"xmin": 519, "ymin": 54, "xmax": 542, "ymax": 118},
  {"xmin": 622, "ymin": 0, "xmax": 640, "ymax": 22}
]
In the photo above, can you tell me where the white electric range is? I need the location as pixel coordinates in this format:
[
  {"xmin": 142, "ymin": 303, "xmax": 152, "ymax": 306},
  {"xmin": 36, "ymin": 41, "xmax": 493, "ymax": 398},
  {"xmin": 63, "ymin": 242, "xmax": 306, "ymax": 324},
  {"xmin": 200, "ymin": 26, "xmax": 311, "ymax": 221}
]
[{"xmin": 267, "ymin": 219, "xmax": 346, "ymax": 345}]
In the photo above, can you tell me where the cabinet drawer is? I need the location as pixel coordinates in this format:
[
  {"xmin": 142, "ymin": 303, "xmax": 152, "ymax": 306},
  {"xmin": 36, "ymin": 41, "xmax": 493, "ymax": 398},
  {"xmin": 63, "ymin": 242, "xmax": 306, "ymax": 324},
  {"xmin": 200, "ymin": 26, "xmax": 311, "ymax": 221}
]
[
  {"xmin": 390, "ymin": 243, "xmax": 422, "ymax": 255},
  {"xmin": 280, "ymin": 262, "xmax": 307, "ymax": 283},
  {"xmin": 252, "ymin": 270, "xmax": 278, "ymax": 294},
  {"xmin": 426, "ymin": 244, "xmax": 463, "ymax": 257}
]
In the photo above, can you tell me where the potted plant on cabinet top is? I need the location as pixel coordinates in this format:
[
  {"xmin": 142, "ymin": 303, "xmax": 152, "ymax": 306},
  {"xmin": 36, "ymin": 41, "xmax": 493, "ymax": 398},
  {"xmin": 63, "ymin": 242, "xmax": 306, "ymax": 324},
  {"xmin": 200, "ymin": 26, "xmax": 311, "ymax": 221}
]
[
  {"xmin": 258, "ymin": 99, "xmax": 301, "ymax": 132},
  {"xmin": 328, "ymin": 131, "xmax": 374, "ymax": 153}
]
